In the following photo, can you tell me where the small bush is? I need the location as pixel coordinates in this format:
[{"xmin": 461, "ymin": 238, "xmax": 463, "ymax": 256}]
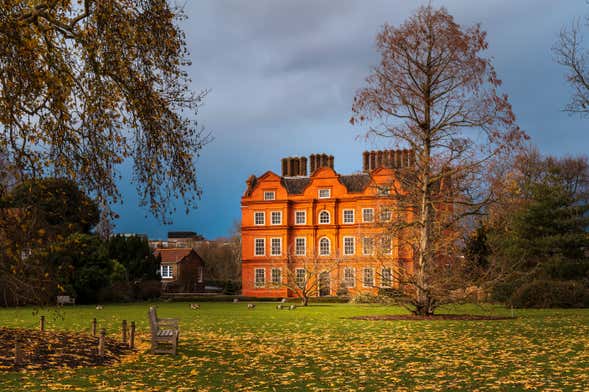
[{"xmin": 510, "ymin": 280, "xmax": 589, "ymax": 308}]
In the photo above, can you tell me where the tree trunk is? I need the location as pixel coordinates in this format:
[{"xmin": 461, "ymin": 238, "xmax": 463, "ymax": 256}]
[{"xmin": 301, "ymin": 296, "xmax": 309, "ymax": 306}]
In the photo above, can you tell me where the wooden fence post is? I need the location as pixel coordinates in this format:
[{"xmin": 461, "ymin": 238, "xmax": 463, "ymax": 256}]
[
  {"xmin": 130, "ymin": 321, "xmax": 135, "ymax": 349},
  {"xmin": 14, "ymin": 337, "xmax": 23, "ymax": 366},
  {"xmin": 39, "ymin": 315, "xmax": 45, "ymax": 332},
  {"xmin": 92, "ymin": 318, "xmax": 97, "ymax": 337},
  {"xmin": 98, "ymin": 328, "xmax": 106, "ymax": 357},
  {"xmin": 122, "ymin": 320, "xmax": 128, "ymax": 345}
]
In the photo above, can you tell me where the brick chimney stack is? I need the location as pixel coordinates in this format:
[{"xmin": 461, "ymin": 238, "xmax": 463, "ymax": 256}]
[{"xmin": 362, "ymin": 149, "xmax": 415, "ymax": 172}]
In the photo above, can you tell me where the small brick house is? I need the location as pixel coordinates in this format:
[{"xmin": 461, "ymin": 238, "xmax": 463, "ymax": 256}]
[{"xmin": 154, "ymin": 248, "xmax": 205, "ymax": 293}]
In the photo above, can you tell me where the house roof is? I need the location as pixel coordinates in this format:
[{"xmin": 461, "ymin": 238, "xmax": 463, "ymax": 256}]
[
  {"xmin": 339, "ymin": 174, "xmax": 373, "ymax": 193},
  {"xmin": 154, "ymin": 248, "xmax": 195, "ymax": 263},
  {"xmin": 281, "ymin": 177, "xmax": 311, "ymax": 194}
]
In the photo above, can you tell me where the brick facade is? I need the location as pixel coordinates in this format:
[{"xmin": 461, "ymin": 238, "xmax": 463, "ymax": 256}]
[{"xmin": 241, "ymin": 150, "xmax": 414, "ymax": 298}]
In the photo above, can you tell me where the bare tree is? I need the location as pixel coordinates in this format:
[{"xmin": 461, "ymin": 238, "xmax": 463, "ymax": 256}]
[
  {"xmin": 554, "ymin": 12, "xmax": 589, "ymax": 117},
  {"xmin": 351, "ymin": 6, "xmax": 525, "ymax": 315},
  {"xmin": 271, "ymin": 249, "xmax": 342, "ymax": 307}
]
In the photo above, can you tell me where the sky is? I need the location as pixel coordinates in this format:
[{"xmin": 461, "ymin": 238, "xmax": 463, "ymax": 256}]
[{"xmin": 114, "ymin": 0, "xmax": 589, "ymax": 240}]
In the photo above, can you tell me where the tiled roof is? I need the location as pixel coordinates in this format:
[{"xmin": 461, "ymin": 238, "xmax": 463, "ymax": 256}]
[
  {"xmin": 281, "ymin": 177, "xmax": 311, "ymax": 194},
  {"xmin": 154, "ymin": 248, "xmax": 193, "ymax": 263},
  {"xmin": 339, "ymin": 174, "xmax": 372, "ymax": 193}
]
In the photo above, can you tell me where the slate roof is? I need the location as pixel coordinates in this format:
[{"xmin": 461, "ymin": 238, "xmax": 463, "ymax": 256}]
[
  {"xmin": 281, "ymin": 173, "xmax": 373, "ymax": 194},
  {"xmin": 339, "ymin": 174, "xmax": 372, "ymax": 193},
  {"xmin": 281, "ymin": 177, "xmax": 311, "ymax": 194}
]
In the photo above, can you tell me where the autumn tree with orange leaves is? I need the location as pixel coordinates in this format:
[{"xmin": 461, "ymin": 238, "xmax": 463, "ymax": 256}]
[
  {"xmin": 0, "ymin": 1, "xmax": 210, "ymax": 225},
  {"xmin": 351, "ymin": 6, "xmax": 526, "ymax": 315}
]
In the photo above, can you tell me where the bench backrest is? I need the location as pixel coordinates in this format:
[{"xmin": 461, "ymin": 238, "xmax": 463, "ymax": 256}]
[
  {"xmin": 57, "ymin": 296, "xmax": 73, "ymax": 303},
  {"xmin": 148, "ymin": 307, "xmax": 159, "ymax": 337}
]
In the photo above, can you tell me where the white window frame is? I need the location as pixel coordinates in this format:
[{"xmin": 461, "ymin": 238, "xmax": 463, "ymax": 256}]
[
  {"xmin": 319, "ymin": 237, "xmax": 330, "ymax": 256},
  {"xmin": 295, "ymin": 237, "xmax": 306, "ymax": 256},
  {"xmin": 381, "ymin": 235, "xmax": 392, "ymax": 255},
  {"xmin": 270, "ymin": 237, "xmax": 282, "ymax": 256},
  {"xmin": 362, "ymin": 208, "xmax": 374, "ymax": 223},
  {"xmin": 254, "ymin": 238, "xmax": 265, "ymax": 256},
  {"xmin": 342, "ymin": 209, "xmax": 355, "ymax": 224},
  {"xmin": 343, "ymin": 267, "xmax": 355, "ymax": 288},
  {"xmin": 255, "ymin": 268, "xmax": 265, "ymax": 288},
  {"xmin": 295, "ymin": 210, "xmax": 306, "ymax": 225},
  {"xmin": 271, "ymin": 211, "xmax": 282, "ymax": 225},
  {"xmin": 271, "ymin": 268, "xmax": 282, "ymax": 286},
  {"xmin": 343, "ymin": 236, "xmax": 355, "ymax": 256},
  {"xmin": 319, "ymin": 210, "xmax": 330, "ymax": 224},
  {"xmin": 254, "ymin": 211, "xmax": 265, "ymax": 226},
  {"xmin": 380, "ymin": 208, "xmax": 392, "ymax": 222},
  {"xmin": 295, "ymin": 268, "xmax": 306, "ymax": 287},
  {"xmin": 264, "ymin": 191, "xmax": 275, "ymax": 201},
  {"xmin": 363, "ymin": 237, "xmax": 374, "ymax": 255},
  {"xmin": 381, "ymin": 268, "xmax": 392, "ymax": 288},
  {"xmin": 363, "ymin": 267, "xmax": 375, "ymax": 288},
  {"xmin": 161, "ymin": 265, "xmax": 173, "ymax": 279},
  {"xmin": 318, "ymin": 189, "xmax": 331, "ymax": 199},
  {"xmin": 197, "ymin": 266, "xmax": 203, "ymax": 283}
]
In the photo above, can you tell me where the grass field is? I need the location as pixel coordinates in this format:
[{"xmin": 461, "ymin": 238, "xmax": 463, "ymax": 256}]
[{"xmin": 0, "ymin": 302, "xmax": 587, "ymax": 391}]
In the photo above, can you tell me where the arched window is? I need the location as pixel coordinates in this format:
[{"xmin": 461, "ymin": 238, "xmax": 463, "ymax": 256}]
[
  {"xmin": 319, "ymin": 237, "xmax": 330, "ymax": 255},
  {"xmin": 319, "ymin": 210, "xmax": 330, "ymax": 224}
]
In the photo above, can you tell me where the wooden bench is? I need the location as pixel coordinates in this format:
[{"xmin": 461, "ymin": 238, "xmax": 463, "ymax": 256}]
[
  {"xmin": 276, "ymin": 304, "xmax": 296, "ymax": 310},
  {"xmin": 56, "ymin": 295, "xmax": 75, "ymax": 306},
  {"xmin": 148, "ymin": 306, "xmax": 180, "ymax": 355}
]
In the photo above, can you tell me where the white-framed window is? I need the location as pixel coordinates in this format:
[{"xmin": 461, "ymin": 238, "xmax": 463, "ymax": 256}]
[
  {"xmin": 271, "ymin": 211, "xmax": 282, "ymax": 225},
  {"xmin": 319, "ymin": 237, "xmax": 330, "ymax": 255},
  {"xmin": 343, "ymin": 267, "xmax": 355, "ymax": 288},
  {"xmin": 380, "ymin": 208, "xmax": 392, "ymax": 222},
  {"xmin": 363, "ymin": 237, "xmax": 374, "ymax": 255},
  {"xmin": 254, "ymin": 238, "xmax": 265, "ymax": 256},
  {"xmin": 381, "ymin": 268, "xmax": 392, "ymax": 288},
  {"xmin": 271, "ymin": 268, "xmax": 282, "ymax": 286},
  {"xmin": 319, "ymin": 210, "xmax": 330, "ymax": 224},
  {"xmin": 255, "ymin": 268, "xmax": 265, "ymax": 288},
  {"xmin": 362, "ymin": 208, "xmax": 374, "ymax": 223},
  {"xmin": 295, "ymin": 237, "xmax": 306, "ymax": 256},
  {"xmin": 264, "ymin": 191, "xmax": 275, "ymax": 200},
  {"xmin": 381, "ymin": 235, "xmax": 392, "ymax": 255},
  {"xmin": 161, "ymin": 265, "xmax": 173, "ymax": 279},
  {"xmin": 271, "ymin": 238, "xmax": 282, "ymax": 256},
  {"xmin": 343, "ymin": 236, "xmax": 355, "ymax": 256},
  {"xmin": 318, "ymin": 189, "xmax": 331, "ymax": 199},
  {"xmin": 363, "ymin": 268, "xmax": 374, "ymax": 287},
  {"xmin": 197, "ymin": 266, "xmax": 203, "ymax": 283},
  {"xmin": 295, "ymin": 268, "xmax": 306, "ymax": 287},
  {"xmin": 377, "ymin": 186, "xmax": 390, "ymax": 196},
  {"xmin": 254, "ymin": 212, "xmax": 265, "ymax": 225},
  {"xmin": 343, "ymin": 209, "xmax": 354, "ymax": 224},
  {"xmin": 295, "ymin": 210, "xmax": 306, "ymax": 225}
]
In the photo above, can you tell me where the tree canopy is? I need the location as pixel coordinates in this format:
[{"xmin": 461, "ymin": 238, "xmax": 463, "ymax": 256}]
[{"xmin": 0, "ymin": 1, "xmax": 209, "ymax": 222}]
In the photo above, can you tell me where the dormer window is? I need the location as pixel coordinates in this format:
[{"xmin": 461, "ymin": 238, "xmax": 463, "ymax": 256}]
[
  {"xmin": 318, "ymin": 189, "xmax": 331, "ymax": 199},
  {"xmin": 264, "ymin": 191, "xmax": 275, "ymax": 200}
]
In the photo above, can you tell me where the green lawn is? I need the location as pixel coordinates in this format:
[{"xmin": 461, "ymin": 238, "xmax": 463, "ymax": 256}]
[{"xmin": 0, "ymin": 302, "xmax": 587, "ymax": 391}]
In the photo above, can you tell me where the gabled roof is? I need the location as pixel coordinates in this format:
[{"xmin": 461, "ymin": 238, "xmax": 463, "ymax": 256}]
[{"xmin": 154, "ymin": 248, "xmax": 197, "ymax": 263}]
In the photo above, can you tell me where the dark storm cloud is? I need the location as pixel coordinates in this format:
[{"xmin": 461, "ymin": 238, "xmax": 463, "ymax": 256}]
[{"xmin": 114, "ymin": 0, "xmax": 589, "ymax": 239}]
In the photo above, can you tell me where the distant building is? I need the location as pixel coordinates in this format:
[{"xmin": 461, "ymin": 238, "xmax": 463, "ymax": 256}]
[
  {"xmin": 149, "ymin": 231, "xmax": 205, "ymax": 250},
  {"xmin": 241, "ymin": 150, "xmax": 415, "ymax": 298},
  {"xmin": 154, "ymin": 248, "xmax": 205, "ymax": 293}
]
